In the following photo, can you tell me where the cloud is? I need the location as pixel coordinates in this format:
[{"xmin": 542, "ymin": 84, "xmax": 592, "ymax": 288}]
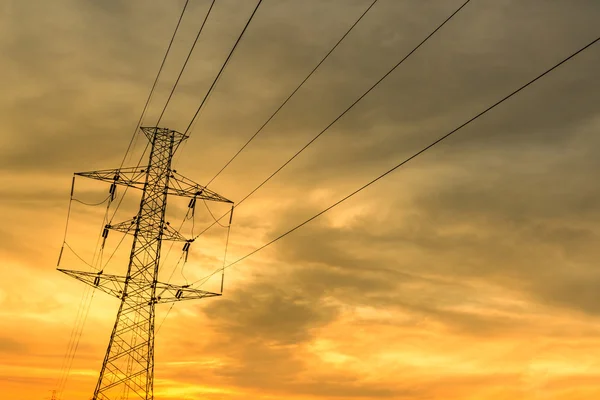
[{"xmin": 2, "ymin": 1, "xmax": 600, "ymax": 399}]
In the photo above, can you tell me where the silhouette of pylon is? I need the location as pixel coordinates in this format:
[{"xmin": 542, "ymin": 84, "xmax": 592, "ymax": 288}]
[{"xmin": 59, "ymin": 127, "xmax": 232, "ymax": 399}]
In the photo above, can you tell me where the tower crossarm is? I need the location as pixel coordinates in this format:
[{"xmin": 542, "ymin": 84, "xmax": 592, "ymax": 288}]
[
  {"xmin": 58, "ymin": 269, "xmax": 125, "ymax": 300},
  {"xmin": 155, "ymin": 282, "xmax": 221, "ymax": 303},
  {"xmin": 107, "ymin": 219, "xmax": 188, "ymax": 241},
  {"xmin": 75, "ymin": 167, "xmax": 232, "ymax": 204},
  {"xmin": 106, "ymin": 219, "xmax": 137, "ymax": 235},
  {"xmin": 75, "ymin": 166, "xmax": 147, "ymax": 190},
  {"xmin": 168, "ymin": 172, "xmax": 233, "ymax": 203},
  {"xmin": 58, "ymin": 269, "xmax": 220, "ymax": 304}
]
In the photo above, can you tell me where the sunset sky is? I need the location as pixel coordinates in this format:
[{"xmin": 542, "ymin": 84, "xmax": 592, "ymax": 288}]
[{"xmin": 1, "ymin": 1, "xmax": 600, "ymax": 399}]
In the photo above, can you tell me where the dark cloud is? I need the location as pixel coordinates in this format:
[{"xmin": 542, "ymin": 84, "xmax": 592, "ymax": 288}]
[{"xmin": 204, "ymin": 282, "xmax": 339, "ymax": 345}]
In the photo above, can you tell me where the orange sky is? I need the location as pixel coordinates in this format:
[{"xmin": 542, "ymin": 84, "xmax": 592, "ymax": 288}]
[{"xmin": 1, "ymin": 1, "xmax": 600, "ymax": 399}]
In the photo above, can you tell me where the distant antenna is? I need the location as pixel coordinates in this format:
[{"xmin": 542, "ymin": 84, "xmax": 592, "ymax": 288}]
[{"xmin": 58, "ymin": 127, "xmax": 232, "ymax": 399}]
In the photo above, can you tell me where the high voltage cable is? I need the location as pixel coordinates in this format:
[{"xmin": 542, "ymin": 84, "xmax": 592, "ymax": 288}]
[
  {"xmin": 203, "ymin": 199, "xmax": 228, "ymax": 227},
  {"xmin": 118, "ymin": 0, "xmax": 190, "ymax": 170},
  {"xmin": 190, "ymin": 34, "xmax": 600, "ymax": 286},
  {"xmin": 55, "ymin": 3, "xmax": 191, "ymax": 396},
  {"xmin": 183, "ymin": 0, "xmax": 264, "ymax": 135},
  {"xmin": 110, "ymin": 0, "xmax": 196, "ymax": 223},
  {"xmin": 156, "ymin": 0, "xmax": 217, "ymax": 127},
  {"xmin": 156, "ymin": 206, "xmax": 233, "ymax": 334},
  {"xmin": 55, "ymin": 177, "xmax": 113, "ymax": 397},
  {"xmin": 108, "ymin": 143, "xmax": 150, "ymax": 225},
  {"xmin": 57, "ymin": 291, "xmax": 96, "ymax": 399},
  {"xmin": 108, "ymin": 0, "xmax": 257, "ymax": 312},
  {"xmin": 54, "ymin": 0, "xmax": 248, "ymax": 395},
  {"xmin": 140, "ymin": 1, "xmax": 263, "ymax": 282},
  {"xmin": 157, "ymin": 209, "xmax": 191, "ymax": 277},
  {"xmin": 204, "ymin": 0, "xmax": 380, "ymax": 188},
  {"xmin": 108, "ymin": 0, "xmax": 216, "ymax": 270},
  {"xmin": 54, "ymin": 286, "xmax": 90, "ymax": 398},
  {"xmin": 152, "ymin": 0, "xmax": 264, "ymax": 289},
  {"xmin": 72, "ymin": 195, "xmax": 110, "ymax": 207},
  {"xmin": 55, "ymin": 188, "xmax": 114, "ymax": 399},
  {"xmin": 190, "ymin": 0, "xmax": 472, "ymax": 241},
  {"xmin": 64, "ymin": 242, "xmax": 97, "ymax": 271}
]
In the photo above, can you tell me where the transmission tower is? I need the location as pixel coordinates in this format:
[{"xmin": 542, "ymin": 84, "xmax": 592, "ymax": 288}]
[{"xmin": 58, "ymin": 126, "xmax": 232, "ymax": 400}]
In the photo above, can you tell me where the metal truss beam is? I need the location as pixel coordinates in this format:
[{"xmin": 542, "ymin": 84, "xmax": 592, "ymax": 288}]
[
  {"xmin": 106, "ymin": 219, "xmax": 188, "ymax": 241},
  {"xmin": 75, "ymin": 168, "xmax": 232, "ymax": 204},
  {"xmin": 58, "ymin": 269, "xmax": 221, "ymax": 303}
]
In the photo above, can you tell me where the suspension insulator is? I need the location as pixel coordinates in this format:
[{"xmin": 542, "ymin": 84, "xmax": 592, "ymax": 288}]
[
  {"xmin": 101, "ymin": 227, "xmax": 109, "ymax": 248},
  {"xmin": 109, "ymin": 183, "xmax": 117, "ymax": 201},
  {"xmin": 94, "ymin": 276, "xmax": 100, "ymax": 286},
  {"xmin": 175, "ymin": 289, "xmax": 183, "ymax": 299},
  {"xmin": 188, "ymin": 198, "xmax": 196, "ymax": 208},
  {"xmin": 183, "ymin": 242, "xmax": 190, "ymax": 252}
]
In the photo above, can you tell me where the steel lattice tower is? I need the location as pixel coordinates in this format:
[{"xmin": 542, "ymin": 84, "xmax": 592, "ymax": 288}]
[{"xmin": 59, "ymin": 127, "xmax": 232, "ymax": 400}]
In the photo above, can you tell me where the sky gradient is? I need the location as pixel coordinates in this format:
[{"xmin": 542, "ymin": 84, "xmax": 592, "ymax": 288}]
[{"xmin": 1, "ymin": 1, "xmax": 600, "ymax": 399}]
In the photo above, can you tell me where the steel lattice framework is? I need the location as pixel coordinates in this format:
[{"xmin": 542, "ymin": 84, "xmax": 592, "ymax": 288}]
[{"xmin": 59, "ymin": 127, "xmax": 232, "ymax": 400}]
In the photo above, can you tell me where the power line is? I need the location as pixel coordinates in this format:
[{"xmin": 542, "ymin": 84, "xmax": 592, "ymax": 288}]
[
  {"xmin": 155, "ymin": 0, "xmax": 217, "ymax": 127},
  {"xmin": 235, "ymin": 0, "xmax": 471, "ymax": 205},
  {"xmin": 110, "ymin": 0, "xmax": 216, "ymax": 222},
  {"xmin": 149, "ymin": 1, "xmax": 263, "ymax": 278},
  {"xmin": 192, "ymin": 34, "xmax": 600, "ymax": 286},
  {"xmin": 149, "ymin": 0, "xmax": 264, "ymax": 292},
  {"xmin": 64, "ymin": 242, "xmax": 98, "ymax": 271},
  {"xmin": 203, "ymin": 199, "xmax": 228, "ymax": 228},
  {"xmin": 72, "ymin": 195, "xmax": 111, "ymax": 207},
  {"xmin": 158, "ymin": 209, "xmax": 191, "ymax": 277},
  {"xmin": 183, "ymin": 0, "xmax": 264, "ymax": 135},
  {"xmin": 55, "ymin": 179, "xmax": 115, "ymax": 398},
  {"xmin": 110, "ymin": 0, "xmax": 193, "ymax": 223},
  {"xmin": 108, "ymin": 134, "xmax": 150, "ymax": 226},
  {"xmin": 118, "ymin": 0, "xmax": 191, "ymax": 170},
  {"xmin": 54, "ymin": 286, "xmax": 90, "ymax": 398},
  {"xmin": 54, "ymin": 5, "xmax": 191, "ymax": 396},
  {"xmin": 204, "ymin": 0, "xmax": 380, "ymax": 188},
  {"xmin": 190, "ymin": 0, "xmax": 472, "ymax": 241},
  {"xmin": 57, "ymin": 291, "xmax": 96, "ymax": 400}
]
